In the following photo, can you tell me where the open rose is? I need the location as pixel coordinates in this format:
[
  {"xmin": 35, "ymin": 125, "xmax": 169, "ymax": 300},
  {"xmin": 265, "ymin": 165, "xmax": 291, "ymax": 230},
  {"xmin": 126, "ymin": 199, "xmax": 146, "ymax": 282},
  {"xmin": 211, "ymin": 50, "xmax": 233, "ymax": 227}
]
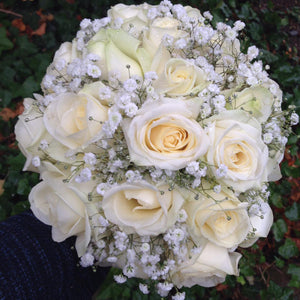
[
  {"xmin": 15, "ymin": 98, "xmax": 46, "ymax": 172},
  {"xmin": 229, "ymin": 86, "xmax": 274, "ymax": 123},
  {"xmin": 102, "ymin": 182, "xmax": 184, "ymax": 235},
  {"xmin": 88, "ymin": 28, "xmax": 150, "ymax": 81},
  {"xmin": 184, "ymin": 186, "xmax": 250, "ymax": 248},
  {"xmin": 29, "ymin": 171, "xmax": 92, "ymax": 256},
  {"xmin": 154, "ymin": 58, "xmax": 208, "ymax": 96},
  {"xmin": 108, "ymin": 3, "xmax": 150, "ymax": 36},
  {"xmin": 205, "ymin": 110, "xmax": 277, "ymax": 192},
  {"xmin": 122, "ymin": 100, "xmax": 209, "ymax": 170},
  {"xmin": 43, "ymin": 92, "xmax": 108, "ymax": 150},
  {"xmin": 172, "ymin": 241, "xmax": 241, "ymax": 288}
]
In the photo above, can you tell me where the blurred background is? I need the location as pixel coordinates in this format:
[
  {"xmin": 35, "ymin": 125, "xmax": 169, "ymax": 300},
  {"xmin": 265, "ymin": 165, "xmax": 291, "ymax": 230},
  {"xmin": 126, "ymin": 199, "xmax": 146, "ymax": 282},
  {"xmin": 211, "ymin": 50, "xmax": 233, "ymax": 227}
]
[{"xmin": 0, "ymin": 0, "xmax": 299, "ymax": 299}]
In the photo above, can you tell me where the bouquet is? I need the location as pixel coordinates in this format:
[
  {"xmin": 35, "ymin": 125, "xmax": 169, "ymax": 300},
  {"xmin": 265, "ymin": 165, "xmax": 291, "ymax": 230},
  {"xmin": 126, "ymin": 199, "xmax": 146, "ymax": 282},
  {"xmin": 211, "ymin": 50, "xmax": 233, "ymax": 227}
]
[{"xmin": 15, "ymin": 1, "xmax": 298, "ymax": 298}]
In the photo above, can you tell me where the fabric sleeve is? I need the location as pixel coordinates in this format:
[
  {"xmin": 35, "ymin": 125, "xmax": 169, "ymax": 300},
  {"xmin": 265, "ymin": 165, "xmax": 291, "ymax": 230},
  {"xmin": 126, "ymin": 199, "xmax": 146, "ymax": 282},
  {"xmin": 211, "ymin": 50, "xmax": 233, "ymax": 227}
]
[{"xmin": 0, "ymin": 210, "xmax": 109, "ymax": 300}]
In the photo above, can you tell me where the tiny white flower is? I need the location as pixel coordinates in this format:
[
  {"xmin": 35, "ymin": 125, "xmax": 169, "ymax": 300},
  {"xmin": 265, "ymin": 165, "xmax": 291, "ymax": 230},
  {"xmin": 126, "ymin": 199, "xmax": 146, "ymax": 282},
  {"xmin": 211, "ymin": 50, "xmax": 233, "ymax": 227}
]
[
  {"xmin": 291, "ymin": 112, "xmax": 299, "ymax": 125},
  {"xmin": 144, "ymin": 71, "xmax": 158, "ymax": 81},
  {"xmin": 107, "ymin": 256, "xmax": 118, "ymax": 263},
  {"xmin": 186, "ymin": 161, "xmax": 199, "ymax": 175},
  {"xmin": 140, "ymin": 243, "xmax": 150, "ymax": 253},
  {"xmin": 177, "ymin": 209, "xmax": 187, "ymax": 222},
  {"xmin": 213, "ymin": 185, "xmax": 221, "ymax": 194},
  {"xmin": 87, "ymin": 64, "xmax": 101, "ymax": 78},
  {"xmin": 75, "ymin": 167, "xmax": 92, "ymax": 183},
  {"xmin": 96, "ymin": 183, "xmax": 108, "ymax": 196},
  {"xmin": 139, "ymin": 283, "xmax": 150, "ymax": 295},
  {"xmin": 84, "ymin": 152, "xmax": 97, "ymax": 166},
  {"xmin": 114, "ymin": 274, "xmax": 127, "ymax": 284},
  {"xmin": 32, "ymin": 156, "xmax": 40, "ymax": 167},
  {"xmin": 54, "ymin": 59, "xmax": 66, "ymax": 71},
  {"xmin": 80, "ymin": 253, "xmax": 94, "ymax": 267},
  {"xmin": 234, "ymin": 20, "xmax": 245, "ymax": 31},
  {"xmin": 123, "ymin": 264, "xmax": 135, "ymax": 278},
  {"xmin": 263, "ymin": 132, "xmax": 273, "ymax": 144},
  {"xmin": 225, "ymin": 28, "xmax": 237, "ymax": 40},
  {"xmin": 124, "ymin": 103, "xmax": 138, "ymax": 117},
  {"xmin": 174, "ymin": 38, "xmax": 187, "ymax": 49},
  {"xmin": 247, "ymin": 45, "xmax": 259, "ymax": 61},
  {"xmin": 203, "ymin": 11, "xmax": 213, "ymax": 21},
  {"xmin": 40, "ymin": 139, "xmax": 49, "ymax": 150},
  {"xmin": 216, "ymin": 164, "xmax": 228, "ymax": 178},
  {"xmin": 123, "ymin": 78, "xmax": 138, "ymax": 92},
  {"xmin": 80, "ymin": 18, "xmax": 92, "ymax": 29}
]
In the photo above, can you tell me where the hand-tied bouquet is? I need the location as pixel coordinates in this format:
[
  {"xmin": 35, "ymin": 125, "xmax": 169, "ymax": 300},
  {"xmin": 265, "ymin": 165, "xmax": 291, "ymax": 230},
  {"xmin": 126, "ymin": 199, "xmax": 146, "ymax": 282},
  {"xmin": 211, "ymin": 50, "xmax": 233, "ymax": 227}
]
[{"xmin": 15, "ymin": 1, "xmax": 298, "ymax": 298}]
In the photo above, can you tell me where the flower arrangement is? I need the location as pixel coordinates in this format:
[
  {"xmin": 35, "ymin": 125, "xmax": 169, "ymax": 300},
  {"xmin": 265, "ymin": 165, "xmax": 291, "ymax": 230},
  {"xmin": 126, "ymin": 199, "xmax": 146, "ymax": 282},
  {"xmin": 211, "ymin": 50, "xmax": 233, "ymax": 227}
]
[{"xmin": 15, "ymin": 1, "xmax": 298, "ymax": 298}]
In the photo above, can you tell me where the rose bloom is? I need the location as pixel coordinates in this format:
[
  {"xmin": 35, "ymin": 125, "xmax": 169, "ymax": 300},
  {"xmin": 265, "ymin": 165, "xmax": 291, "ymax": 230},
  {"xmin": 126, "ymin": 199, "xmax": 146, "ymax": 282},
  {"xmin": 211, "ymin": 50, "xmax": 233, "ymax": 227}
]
[
  {"xmin": 171, "ymin": 241, "xmax": 241, "ymax": 288},
  {"xmin": 15, "ymin": 98, "xmax": 46, "ymax": 172},
  {"xmin": 184, "ymin": 185, "xmax": 250, "ymax": 248},
  {"xmin": 102, "ymin": 182, "xmax": 184, "ymax": 235},
  {"xmin": 154, "ymin": 58, "xmax": 208, "ymax": 96},
  {"xmin": 229, "ymin": 85, "xmax": 274, "ymax": 123},
  {"xmin": 143, "ymin": 17, "xmax": 186, "ymax": 58},
  {"xmin": 88, "ymin": 28, "xmax": 150, "ymax": 81},
  {"xmin": 29, "ymin": 170, "xmax": 92, "ymax": 256},
  {"xmin": 108, "ymin": 3, "xmax": 150, "ymax": 36},
  {"xmin": 205, "ymin": 110, "xmax": 280, "ymax": 192},
  {"xmin": 240, "ymin": 202, "xmax": 273, "ymax": 247},
  {"xmin": 122, "ymin": 100, "xmax": 209, "ymax": 170},
  {"xmin": 43, "ymin": 92, "xmax": 108, "ymax": 150}
]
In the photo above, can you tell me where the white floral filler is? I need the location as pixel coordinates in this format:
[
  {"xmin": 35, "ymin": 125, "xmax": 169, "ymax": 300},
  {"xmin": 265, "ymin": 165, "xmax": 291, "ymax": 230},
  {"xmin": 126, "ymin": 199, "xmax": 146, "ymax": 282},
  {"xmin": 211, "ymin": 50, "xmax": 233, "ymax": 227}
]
[{"xmin": 15, "ymin": 1, "xmax": 298, "ymax": 298}]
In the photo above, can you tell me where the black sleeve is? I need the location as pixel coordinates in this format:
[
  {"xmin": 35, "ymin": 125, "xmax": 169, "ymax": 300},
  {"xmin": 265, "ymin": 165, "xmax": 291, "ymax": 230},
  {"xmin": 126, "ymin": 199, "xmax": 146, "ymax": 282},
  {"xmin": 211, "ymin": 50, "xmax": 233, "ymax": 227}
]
[{"xmin": 0, "ymin": 210, "xmax": 109, "ymax": 300}]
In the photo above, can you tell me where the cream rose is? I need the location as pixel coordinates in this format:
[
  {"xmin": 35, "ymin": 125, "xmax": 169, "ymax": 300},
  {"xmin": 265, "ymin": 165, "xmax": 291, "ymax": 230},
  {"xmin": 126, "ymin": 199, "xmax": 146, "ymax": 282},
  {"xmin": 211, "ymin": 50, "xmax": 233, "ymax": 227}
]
[
  {"xmin": 29, "ymin": 172, "xmax": 91, "ymax": 256},
  {"xmin": 205, "ymin": 110, "xmax": 272, "ymax": 192},
  {"xmin": 143, "ymin": 17, "xmax": 185, "ymax": 57},
  {"xmin": 88, "ymin": 28, "xmax": 150, "ymax": 81},
  {"xmin": 122, "ymin": 100, "xmax": 209, "ymax": 170},
  {"xmin": 172, "ymin": 241, "xmax": 242, "ymax": 288},
  {"xmin": 43, "ymin": 92, "xmax": 108, "ymax": 150},
  {"xmin": 154, "ymin": 58, "xmax": 208, "ymax": 96},
  {"xmin": 240, "ymin": 202, "xmax": 273, "ymax": 247},
  {"xmin": 42, "ymin": 41, "xmax": 79, "ymax": 89},
  {"xmin": 230, "ymin": 86, "xmax": 274, "ymax": 123},
  {"xmin": 15, "ymin": 98, "xmax": 46, "ymax": 172},
  {"xmin": 108, "ymin": 3, "xmax": 149, "ymax": 36},
  {"xmin": 102, "ymin": 182, "xmax": 184, "ymax": 235},
  {"xmin": 184, "ymin": 187, "xmax": 250, "ymax": 248}
]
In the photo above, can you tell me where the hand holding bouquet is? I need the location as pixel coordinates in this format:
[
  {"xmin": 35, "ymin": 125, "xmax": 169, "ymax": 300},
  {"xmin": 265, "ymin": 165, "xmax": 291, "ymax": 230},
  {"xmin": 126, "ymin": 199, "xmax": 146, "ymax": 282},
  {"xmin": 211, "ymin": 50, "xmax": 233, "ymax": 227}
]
[{"xmin": 15, "ymin": 1, "xmax": 298, "ymax": 298}]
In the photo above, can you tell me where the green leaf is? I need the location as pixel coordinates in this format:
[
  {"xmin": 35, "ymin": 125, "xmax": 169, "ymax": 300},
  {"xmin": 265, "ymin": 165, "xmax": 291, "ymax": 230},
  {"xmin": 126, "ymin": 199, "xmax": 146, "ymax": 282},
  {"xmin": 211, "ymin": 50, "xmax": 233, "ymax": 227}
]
[
  {"xmin": 288, "ymin": 264, "xmax": 300, "ymax": 288},
  {"xmin": 278, "ymin": 238, "xmax": 299, "ymax": 259},
  {"xmin": 0, "ymin": 27, "xmax": 14, "ymax": 55},
  {"xmin": 275, "ymin": 257, "xmax": 285, "ymax": 268},
  {"xmin": 285, "ymin": 203, "xmax": 300, "ymax": 221},
  {"xmin": 272, "ymin": 219, "xmax": 288, "ymax": 242}
]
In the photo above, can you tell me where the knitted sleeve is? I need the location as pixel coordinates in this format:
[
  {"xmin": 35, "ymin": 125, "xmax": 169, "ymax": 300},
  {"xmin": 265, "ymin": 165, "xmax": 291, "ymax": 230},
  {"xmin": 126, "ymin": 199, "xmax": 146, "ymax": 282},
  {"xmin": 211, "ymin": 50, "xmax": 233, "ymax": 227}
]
[{"xmin": 0, "ymin": 210, "xmax": 109, "ymax": 300}]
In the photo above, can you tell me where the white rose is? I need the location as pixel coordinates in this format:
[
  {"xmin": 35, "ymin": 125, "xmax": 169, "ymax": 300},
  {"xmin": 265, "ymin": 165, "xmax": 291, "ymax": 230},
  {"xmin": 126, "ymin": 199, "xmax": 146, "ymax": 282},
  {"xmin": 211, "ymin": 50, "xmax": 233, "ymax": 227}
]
[
  {"xmin": 42, "ymin": 41, "xmax": 79, "ymax": 87},
  {"xmin": 154, "ymin": 58, "xmax": 208, "ymax": 96},
  {"xmin": 172, "ymin": 241, "xmax": 242, "ymax": 288},
  {"xmin": 240, "ymin": 202, "xmax": 273, "ymax": 247},
  {"xmin": 29, "ymin": 172, "xmax": 92, "ymax": 256},
  {"xmin": 230, "ymin": 86, "xmax": 274, "ymax": 123},
  {"xmin": 184, "ymin": 186, "xmax": 250, "ymax": 248},
  {"xmin": 108, "ymin": 3, "xmax": 149, "ymax": 36},
  {"xmin": 15, "ymin": 98, "xmax": 46, "ymax": 172},
  {"xmin": 205, "ymin": 110, "xmax": 272, "ymax": 192},
  {"xmin": 43, "ymin": 92, "xmax": 108, "ymax": 150},
  {"xmin": 88, "ymin": 28, "xmax": 150, "ymax": 81},
  {"xmin": 122, "ymin": 100, "xmax": 209, "ymax": 170},
  {"xmin": 143, "ymin": 17, "xmax": 185, "ymax": 57},
  {"xmin": 102, "ymin": 182, "xmax": 184, "ymax": 235}
]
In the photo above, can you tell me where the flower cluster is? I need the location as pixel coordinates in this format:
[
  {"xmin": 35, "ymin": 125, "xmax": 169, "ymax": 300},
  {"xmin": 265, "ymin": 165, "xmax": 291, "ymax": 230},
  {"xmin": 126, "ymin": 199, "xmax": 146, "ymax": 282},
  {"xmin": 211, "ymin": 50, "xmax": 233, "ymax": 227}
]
[{"xmin": 15, "ymin": 1, "xmax": 298, "ymax": 298}]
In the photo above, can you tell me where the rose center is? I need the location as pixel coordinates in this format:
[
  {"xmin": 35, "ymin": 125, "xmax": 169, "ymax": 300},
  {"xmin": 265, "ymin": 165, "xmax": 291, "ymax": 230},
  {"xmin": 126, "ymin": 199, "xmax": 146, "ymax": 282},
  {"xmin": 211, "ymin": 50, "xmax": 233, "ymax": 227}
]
[{"xmin": 147, "ymin": 124, "xmax": 189, "ymax": 153}]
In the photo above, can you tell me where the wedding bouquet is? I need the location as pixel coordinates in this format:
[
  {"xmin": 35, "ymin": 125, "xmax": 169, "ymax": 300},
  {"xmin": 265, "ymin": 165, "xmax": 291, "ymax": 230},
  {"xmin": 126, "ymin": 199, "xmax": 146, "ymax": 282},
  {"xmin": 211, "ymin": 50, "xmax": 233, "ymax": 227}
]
[{"xmin": 15, "ymin": 1, "xmax": 298, "ymax": 298}]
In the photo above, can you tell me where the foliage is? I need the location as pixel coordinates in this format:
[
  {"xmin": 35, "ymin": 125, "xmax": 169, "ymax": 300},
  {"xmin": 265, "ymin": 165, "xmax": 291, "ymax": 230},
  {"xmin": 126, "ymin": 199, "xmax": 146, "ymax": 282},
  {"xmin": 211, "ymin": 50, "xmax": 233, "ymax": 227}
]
[{"xmin": 0, "ymin": 0, "xmax": 299, "ymax": 299}]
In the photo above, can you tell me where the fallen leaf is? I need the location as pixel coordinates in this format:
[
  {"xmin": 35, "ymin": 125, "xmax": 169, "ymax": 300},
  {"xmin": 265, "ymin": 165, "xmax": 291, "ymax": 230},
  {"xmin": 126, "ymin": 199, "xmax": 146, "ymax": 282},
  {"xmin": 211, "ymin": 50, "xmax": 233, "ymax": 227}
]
[
  {"xmin": 32, "ymin": 22, "xmax": 46, "ymax": 36},
  {"xmin": 216, "ymin": 284, "xmax": 228, "ymax": 291},
  {"xmin": 12, "ymin": 18, "xmax": 26, "ymax": 31},
  {"xmin": 0, "ymin": 180, "xmax": 4, "ymax": 196}
]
